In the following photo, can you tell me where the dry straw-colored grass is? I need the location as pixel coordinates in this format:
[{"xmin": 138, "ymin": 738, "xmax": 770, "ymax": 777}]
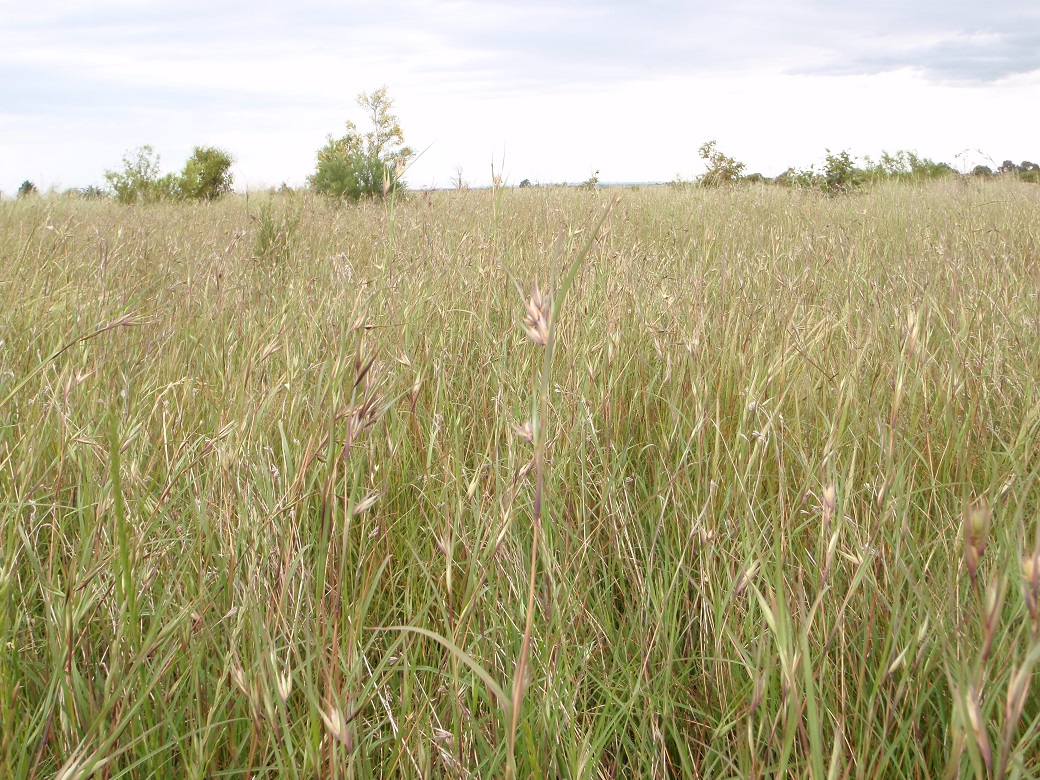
[{"xmin": 2, "ymin": 179, "xmax": 1040, "ymax": 777}]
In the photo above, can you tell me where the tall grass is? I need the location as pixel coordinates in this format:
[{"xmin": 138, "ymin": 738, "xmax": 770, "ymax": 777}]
[{"xmin": 1, "ymin": 179, "xmax": 1039, "ymax": 777}]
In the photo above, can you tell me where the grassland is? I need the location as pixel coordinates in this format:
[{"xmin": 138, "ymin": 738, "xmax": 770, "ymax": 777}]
[{"xmin": 2, "ymin": 180, "xmax": 1040, "ymax": 778}]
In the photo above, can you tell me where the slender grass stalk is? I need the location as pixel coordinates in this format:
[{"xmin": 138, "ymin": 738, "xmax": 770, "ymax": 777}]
[{"xmin": 507, "ymin": 199, "xmax": 616, "ymax": 775}]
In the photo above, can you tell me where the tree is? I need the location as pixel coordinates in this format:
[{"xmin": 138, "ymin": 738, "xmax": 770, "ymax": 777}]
[
  {"xmin": 17, "ymin": 180, "xmax": 38, "ymax": 198},
  {"xmin": 105, "ymin": 145, "xmax": 178, "ymax": 204},
  {"xmin": 580, "ymin": 170, "xmax": 600, "ymax": 191},
  {"xmin": 822, "ymin": 149, "xmax": 863, "ymax": 193},
  {"xmin": 179, "ymin": 146, "xmax": 234, "ymax": 200},
  {"xmin": 697, "ymin": 141, "xmax": 745, "ymax": 186},
  {"xmin": 310, "ymin": 87, "xmax": 414, "ymax": 200},
  {"xmin": 1019, "ymin": 162, "xmax": 1040, "ymax": 184},
  {"xmin": 450, "ymin": 165, "xmax": 469, "ymax": 191}
]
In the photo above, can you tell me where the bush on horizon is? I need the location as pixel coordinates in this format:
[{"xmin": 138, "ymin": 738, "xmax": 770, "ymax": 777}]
[
  {"xmin": 310, "ymin": 87, "xmax": 413, "ymax": 200},
  {"xmin": 104, "ymin": 145, "xmax": 234, "ymax": 204}
]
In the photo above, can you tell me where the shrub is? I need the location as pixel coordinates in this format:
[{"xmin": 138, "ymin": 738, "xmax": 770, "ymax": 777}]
[
  {"xmin": 79, "ymin": 185, "xmax": 108, "ymax": 200},
  {"xmin": 580, "ymin": 170, "xmax": 600, "ymax": 191},
  {"xmin": 822, "ymin": 149, "xmax": 863, "ymax": 193},
  {"xmin": 991, "ymin": 160, "xmax": 1040, "ymax": 183},
  {"xmin": 251, "ymin": 202, "xmax": 299, "ymax": 264},
  {"xmin": 105, "ymin": 146, "xmax": 179, "ymax": 204},
  {"xmin": 178, "ymin": 146, "xmax": 234, "ymax": 200},
  {"xmin": 774, "ymin": 166, "xmax": 818, "ymax": 189},
  {"xmin": 17, "ymin": 180, "xmax": 38, "ymax": 198},
  {"xmin": 772, "ymin": 151, "xmax": 863, "ymax": 194},
  {"xmin": 310, "ymin": 87, "xmax": 413, "ymax": 200},
  {"xmin": 864, "ymin": 150, "xmax": 956, "ymax": 182},
  {"xmin": 697, "ymin": 141, "xmax": 745, "ymax": 186},
  {"xmin": 1020, "ymin": 166, "xmax": 1040, "ymax": 184}
]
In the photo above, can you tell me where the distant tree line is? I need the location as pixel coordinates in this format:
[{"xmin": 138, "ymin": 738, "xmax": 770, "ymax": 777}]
[
  {"xmin": 679, "ymin": 142, "xmax": 1040, "ymax": 194},
  {"xmin": 101, "ymin": 145, "xmax": 235, "ymax": 204},
  {"xmin": 8, "ymin": 96, "xmax": 1040, "ymax": 201},
  {"xmin": 8, "ymin": 88, "xmax": 411, "ymax": 204}
]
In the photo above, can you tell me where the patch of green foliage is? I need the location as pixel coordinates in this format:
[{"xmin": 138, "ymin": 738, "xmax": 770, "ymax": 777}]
[
  {"xmin": 104, "ymin": 144, "xmax": 234, "ymax": 204},
  {"xmin": 250, "ymin": 201, "xmax": 300, "ymax": 264},
  {"xmin": 178, "ymin": 146, "xmax": 235, "ymax": 201},
  {"xmin": 17, "ymin": 180, "xmax": 38, "ymax": 198},
  {"xmin": 864, "ymin": 150, "xmax": 957, "ymax": 182},
  {"xmin": 821, "ymin": 148, "xmax": 863, "ymax": 193},
  {"xmin": 310, "ymin": 87, "xmax": 413, "ymax": 200},
  {"xmin": 698, "ymin": 140, "xmax": 746, "ymax": 186},
  {"xmin": 104, "ymin": 145, "xmax": 179, "ymax": 204}
]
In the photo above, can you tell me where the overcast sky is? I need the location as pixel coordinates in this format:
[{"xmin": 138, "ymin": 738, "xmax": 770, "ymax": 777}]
[{"xmin": 2, "ymin": 0, "xmax": 1038, "ymax": 193}]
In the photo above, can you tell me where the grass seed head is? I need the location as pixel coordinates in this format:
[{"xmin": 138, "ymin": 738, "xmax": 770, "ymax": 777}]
[
  {"xmin": 1006, "ymin": 663, "xmax": 1032, "ymax": 729},
  {"xmin": 231, "ymin": 665, "xmax": 248, "ymax": 697},
  {"xmin": 966, "ymin": 684, "xmax": 993, "ymax": 774},
  {"xmin": 1021, "ymin": 549, "xmax": 1040, "ymax": 633},
  {"xmin": 522, "ymin": 279, "xmax": 550, "ymax": 346},
  {"xmin": 982, "ymin": 575, "xmax": 1004, "ymax": 661},
  {"xmin": 270, "ymin": 651, "xmax": 292, "ymax": 703},
  {"xmin": 734, "ymin": 560, "xmax": 759, "ymax": 597},
  {"xmin": 276, "ymin": 670, "xmax": 292, "ymax": 703},
  {"xmin": 822, "ymin": 485, "xmax": 836, "ymax": 530},
  {"xmin": 962, "ymin": 498, "xmax": 990, "ymax": 586},
  {"xmin": 822, "ymin": 528, "xmax": 840, "ymax": 588},
  {"xmin": 322, "ymin": 705, "xmax": 353, "ymax": 749},
  {"xmin": 513, "ymin": 420, "xmax": 534, "ymax": 444},
  {"xmin": 353, "ymin": 491, "xmax": 380, "ymax": 515}
]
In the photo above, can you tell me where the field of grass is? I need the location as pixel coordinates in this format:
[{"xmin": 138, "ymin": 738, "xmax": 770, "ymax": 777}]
[{"xmin": 2, "ymin": 180, "xmax": 1040, "ymax": 778}]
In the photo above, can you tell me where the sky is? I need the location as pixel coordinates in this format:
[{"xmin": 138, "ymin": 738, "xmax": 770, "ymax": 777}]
[{"xmin": 2, "ymin": 0, "xmax": 1039, "ymax": 194}]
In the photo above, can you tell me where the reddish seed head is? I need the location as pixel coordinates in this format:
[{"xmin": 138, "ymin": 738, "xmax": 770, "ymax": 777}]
[{"xmin": 962, "ymin": 499, "xmax": 990, "ymax": 586}]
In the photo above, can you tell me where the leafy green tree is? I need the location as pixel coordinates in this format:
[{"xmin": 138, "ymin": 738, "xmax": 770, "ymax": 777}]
[
  {"xmin": 178, "ymin": 146, "xmax": 234, "ymax": 200},
  {"xmin": 697, "ymin": 140, "xmax": 745, "ymax": 186},
  {"xmin": 822, "ymin": 149, "xmax": 863, "ymax": 193},
  {"xmin": 310, "ymin": 87, "xmax": 414, "ymax": 200},
  {"xmin": 105, "ymin": 146, "xmax": 178, "ymax": 204},
  {"xmin": 1019, "ymin": 162, "xmax": 1040, "ymax": 184},
  {"xmin": 774, "ymin": 151, "xmax": 863, "ymax": 193},
  {"xmin": 17, "ymin": 180, "xmax": 38, "ymax": 198},
  {"xmin": 773, "ymin": 167, "xmax": 798, "ymax": 187}
]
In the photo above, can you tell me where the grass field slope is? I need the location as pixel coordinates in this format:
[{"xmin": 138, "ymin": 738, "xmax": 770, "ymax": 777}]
[{"xmin": 2, "ymin": 180, "xmax": 1040, "ymax": 778}]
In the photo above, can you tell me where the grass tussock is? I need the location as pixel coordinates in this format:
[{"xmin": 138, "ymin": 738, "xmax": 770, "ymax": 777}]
[{"xmin": 2, "ymin": 180, "xmax": 1040, "ymax": 777}]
